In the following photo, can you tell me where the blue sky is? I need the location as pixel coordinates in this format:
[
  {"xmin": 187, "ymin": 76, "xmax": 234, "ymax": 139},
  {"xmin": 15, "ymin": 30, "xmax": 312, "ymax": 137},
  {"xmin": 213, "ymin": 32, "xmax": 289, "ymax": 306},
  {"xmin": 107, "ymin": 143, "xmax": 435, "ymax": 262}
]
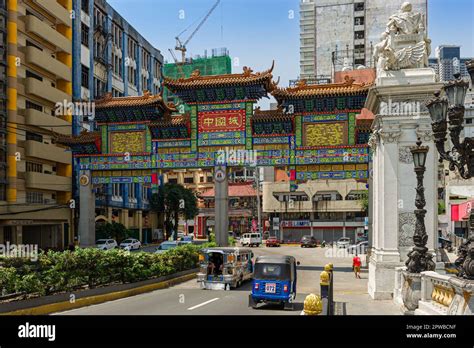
[{"xmin": 108, "ymin": 0, "xmax": 473, "ymax": 91}]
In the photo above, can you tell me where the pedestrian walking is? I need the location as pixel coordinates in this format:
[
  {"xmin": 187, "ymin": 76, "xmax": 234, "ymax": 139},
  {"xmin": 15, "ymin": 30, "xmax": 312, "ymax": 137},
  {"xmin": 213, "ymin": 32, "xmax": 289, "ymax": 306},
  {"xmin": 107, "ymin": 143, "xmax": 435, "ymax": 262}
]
[{"xmin": 352, "ymin": 253, "xmax": 361, "ymax": 279}]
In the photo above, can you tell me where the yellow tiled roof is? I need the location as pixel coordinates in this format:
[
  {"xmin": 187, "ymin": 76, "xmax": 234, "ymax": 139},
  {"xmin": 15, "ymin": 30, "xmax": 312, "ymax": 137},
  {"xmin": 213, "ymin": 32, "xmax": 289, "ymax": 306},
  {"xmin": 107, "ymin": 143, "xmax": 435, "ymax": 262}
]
[
  {"xmin": 164, "ymin": 62, "xmax": 276, "ymax": 91},
  {"xmin": 272, "ymin": 76, "xmax": 373, "ymax": 100},
  {"xmin": 95, "ymin": 91, "xmax": 176, "ymax": 113}
]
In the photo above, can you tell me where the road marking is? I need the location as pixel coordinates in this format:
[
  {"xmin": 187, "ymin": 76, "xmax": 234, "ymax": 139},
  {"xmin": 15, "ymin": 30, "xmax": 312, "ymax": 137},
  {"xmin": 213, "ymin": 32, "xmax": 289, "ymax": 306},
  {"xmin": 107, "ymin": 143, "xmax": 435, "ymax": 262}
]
[{"xmin": 187, "ymin": 297, "xmax": 220, "ymax": 311}]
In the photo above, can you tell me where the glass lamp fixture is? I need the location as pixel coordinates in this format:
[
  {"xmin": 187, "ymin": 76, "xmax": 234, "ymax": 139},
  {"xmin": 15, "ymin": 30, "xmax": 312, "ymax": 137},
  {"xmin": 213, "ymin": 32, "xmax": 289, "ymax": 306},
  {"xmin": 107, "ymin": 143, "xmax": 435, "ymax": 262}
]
[
  {"xmin": 425, "ymin": 91, "xmax": 448, "ymax": 123},
  {"xmin": 443, "ymin": 73, "xmax": 469, "ymax": 109},
  {"xmin": 410, "ymin": 139, "xmax": 428, "ymax": 169}
]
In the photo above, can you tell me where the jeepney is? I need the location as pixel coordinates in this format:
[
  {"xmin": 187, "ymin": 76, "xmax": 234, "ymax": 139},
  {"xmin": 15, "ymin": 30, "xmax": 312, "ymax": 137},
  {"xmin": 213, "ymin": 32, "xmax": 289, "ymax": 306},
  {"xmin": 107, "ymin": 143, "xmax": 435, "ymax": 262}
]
[{"xmin": 197, "ymin": 247, "xmax": 254, "ymax": 290}]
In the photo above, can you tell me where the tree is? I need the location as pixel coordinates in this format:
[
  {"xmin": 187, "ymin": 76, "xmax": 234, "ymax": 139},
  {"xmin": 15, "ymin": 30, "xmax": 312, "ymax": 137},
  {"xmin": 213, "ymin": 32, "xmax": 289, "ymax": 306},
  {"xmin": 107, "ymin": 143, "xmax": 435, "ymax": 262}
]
[
  {"xmin": 96, "ymin": 222, "xmax": 130, "ymax": 243},
  {"xmin": 151, "ymin": 183, "xmax": 199, "ymax": 241},
  {"xmin": 359, "ymin": 191, "xmax": 369, "ymax": 213}
]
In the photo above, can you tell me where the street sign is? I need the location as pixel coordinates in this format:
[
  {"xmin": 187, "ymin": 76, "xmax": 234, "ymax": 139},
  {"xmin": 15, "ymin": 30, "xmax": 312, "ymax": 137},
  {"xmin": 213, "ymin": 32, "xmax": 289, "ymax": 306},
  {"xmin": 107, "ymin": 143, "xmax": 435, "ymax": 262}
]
[{"xmin": 214, "ymin": 168, "xmax": 226, "ymax": 183}]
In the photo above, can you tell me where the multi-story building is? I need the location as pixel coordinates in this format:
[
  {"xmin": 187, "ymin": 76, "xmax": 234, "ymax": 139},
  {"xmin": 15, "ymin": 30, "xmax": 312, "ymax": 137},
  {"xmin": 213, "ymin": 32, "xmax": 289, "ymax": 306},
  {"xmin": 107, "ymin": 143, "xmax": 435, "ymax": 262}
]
[
  {"xmin": 299, "ymin": 0, "xmax": 427, "ymax": 79},
  {"xmin": 428, "ymin": 45, "xmax": 472, "ymax": 83},
  {"xmin": 71, "ymin": 0, "xmax": 164, "ymax": 240},
  {"xmin": 73, "ymin": 0, "xmax": 164, "ymax": 133},
  {"xmin": 0, "ymin": 0, "xmax": 74, "ymax": 249}
]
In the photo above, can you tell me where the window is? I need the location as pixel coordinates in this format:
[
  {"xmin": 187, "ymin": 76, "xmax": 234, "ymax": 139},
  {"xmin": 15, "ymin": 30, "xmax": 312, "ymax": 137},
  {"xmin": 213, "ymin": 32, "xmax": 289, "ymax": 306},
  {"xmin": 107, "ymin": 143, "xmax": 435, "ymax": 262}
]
[
  {"xmin": 81, "ymin": 65, "xmax": 89, "ymax": 88},
  {"xmin": 466, "ymin": 118, "xmax": 473, "ymax": 124},
  {"xmin": 81, "ymin": 0, "xmax": 89, "ymax": 14},
  {"xmin": 26, "ymin": 70, "xmax": 43, "ymax": 81},
  {"xmin": 26, "ymin": 40, "xmax": 42, "ymax": 51},
  {"xmin": 354, "ymin": 17, "xmax": 365, "ymax": 25},
  {"xmin": 168, "ymin": 178, "xmax": 178, "ymax": 184},
  {"xmin": 354, "ymin": 2, "xmax": 364, "ymax": 11},
  {"xmin": 81, "ymin": 23, "xmax": 89, "ymax": 47},
  {"xmin": 25, "ymin": 100, "xmax": 43, "ymax": 112},
  {"xmin": 26, "ymin": 132, "xmax": 43, "ymax": 142},
  {"xmin": 26, "ymin": 191, "xmax": 43, "ymax": 204},
  {"xmin": 184, "ymin": 177, "xmax": 194, "ymax": 184},
  {"xmin": 26, "ymin": 162, "xmax": 43, "ymax": 173},
  {"xmin": 354, "ymin": 31, "xmax": 365, "ymax": 39},
  {"xmin": 94, "ymin": 77, "xmax": 106, "ymax": 99}
]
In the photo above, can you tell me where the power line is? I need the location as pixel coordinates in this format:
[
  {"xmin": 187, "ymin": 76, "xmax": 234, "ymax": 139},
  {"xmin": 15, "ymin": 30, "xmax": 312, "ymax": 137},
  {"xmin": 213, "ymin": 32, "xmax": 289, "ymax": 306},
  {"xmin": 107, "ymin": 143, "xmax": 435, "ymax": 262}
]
[{"xmin": 0, "ymin": 204, "xmax": 69, "ymax": 216}]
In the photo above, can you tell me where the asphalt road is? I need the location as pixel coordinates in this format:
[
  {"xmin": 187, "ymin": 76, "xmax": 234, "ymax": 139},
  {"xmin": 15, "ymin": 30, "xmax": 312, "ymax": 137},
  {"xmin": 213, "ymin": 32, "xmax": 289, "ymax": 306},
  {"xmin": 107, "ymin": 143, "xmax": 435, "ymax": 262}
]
[{"xmin": 57, "ymin": 246, "xmax": 321, "ymax": 316}]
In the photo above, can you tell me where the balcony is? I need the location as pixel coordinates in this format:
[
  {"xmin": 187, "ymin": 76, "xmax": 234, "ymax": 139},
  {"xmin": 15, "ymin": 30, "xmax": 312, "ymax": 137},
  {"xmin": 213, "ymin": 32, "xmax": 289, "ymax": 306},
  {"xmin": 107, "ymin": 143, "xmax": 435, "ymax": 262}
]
[
  {"xmin": 25, "ymin": 109, "xmax": 71, "ymax": 135},
  {"xmin": 25, "ymin": 172, "xmax": 71, "ymax": 192},
  {"xmin": 24, "ymin": 46, "xmax": 71, "ymax": 81},
  {"xmin": 25, "ymin": 140, "xmax": 71, "ymax": 164},
  {"xmin": 25, "ymin": 77, "xmax": 71, "ymax": 104},
  {"xmin": 33, "ymin": 0, "xmax": 71, "ymax": 27},
  {"xmin": 24, "ymin": 15, "xmax": 71, "ymax": 54}
]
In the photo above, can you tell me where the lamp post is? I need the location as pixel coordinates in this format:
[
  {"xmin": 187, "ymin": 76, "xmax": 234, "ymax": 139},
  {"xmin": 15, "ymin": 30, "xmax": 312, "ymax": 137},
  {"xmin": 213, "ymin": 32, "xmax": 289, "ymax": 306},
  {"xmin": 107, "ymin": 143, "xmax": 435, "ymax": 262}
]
[
  {"xmin": 425, "ymin": 59, "xmax": 474, "ymax": 279},
  {"xmin": 405, "ymin": 139, "xmax": 436, "ymax": 273}
]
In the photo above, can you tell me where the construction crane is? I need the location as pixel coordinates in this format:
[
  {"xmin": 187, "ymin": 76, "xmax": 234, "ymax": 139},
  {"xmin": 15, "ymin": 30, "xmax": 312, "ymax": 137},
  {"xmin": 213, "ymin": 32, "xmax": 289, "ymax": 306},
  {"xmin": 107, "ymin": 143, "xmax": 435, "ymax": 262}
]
[
  {"xmin": 168, "ymin": 48, "xmax": 186, "ymax": 78},
  {"xmin": 174, "ymin": 0, "xmax": 221, "ymax": 64}
]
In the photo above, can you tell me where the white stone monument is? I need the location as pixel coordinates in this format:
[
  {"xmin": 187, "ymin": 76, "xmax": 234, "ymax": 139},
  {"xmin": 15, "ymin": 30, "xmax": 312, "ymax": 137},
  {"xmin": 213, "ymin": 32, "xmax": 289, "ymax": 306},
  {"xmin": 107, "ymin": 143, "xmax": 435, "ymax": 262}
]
[{"xmin": 366, "ymin": 2, "xmax": 443, "ymax": 300}]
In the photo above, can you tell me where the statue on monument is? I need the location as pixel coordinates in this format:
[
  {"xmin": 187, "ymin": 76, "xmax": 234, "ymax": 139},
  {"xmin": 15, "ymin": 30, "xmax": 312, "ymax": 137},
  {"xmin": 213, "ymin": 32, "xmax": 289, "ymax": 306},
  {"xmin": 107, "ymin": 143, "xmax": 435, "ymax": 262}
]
[{"xmin": 373, "ymin": 2, "xmax": 431, "ymax": 72}]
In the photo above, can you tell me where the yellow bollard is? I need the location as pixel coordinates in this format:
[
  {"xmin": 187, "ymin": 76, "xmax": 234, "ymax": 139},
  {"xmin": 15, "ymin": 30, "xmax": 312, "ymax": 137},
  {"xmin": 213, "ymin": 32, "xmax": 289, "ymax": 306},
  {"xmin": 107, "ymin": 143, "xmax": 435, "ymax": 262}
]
[
  {"xmin": 303, "ymin": 293, "xmax": 322, "ymax": 315},
  {"xmin": 320, "ymin": 270, "xmax": 330, "ymax": 286}
]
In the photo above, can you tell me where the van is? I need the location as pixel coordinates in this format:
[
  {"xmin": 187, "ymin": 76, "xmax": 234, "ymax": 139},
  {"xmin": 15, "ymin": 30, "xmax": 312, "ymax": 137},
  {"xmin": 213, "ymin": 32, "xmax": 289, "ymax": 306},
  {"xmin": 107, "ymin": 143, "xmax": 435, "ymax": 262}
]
[{"xmin": 241, "ymin": 233, "xmax": 261, "ymax": 247}]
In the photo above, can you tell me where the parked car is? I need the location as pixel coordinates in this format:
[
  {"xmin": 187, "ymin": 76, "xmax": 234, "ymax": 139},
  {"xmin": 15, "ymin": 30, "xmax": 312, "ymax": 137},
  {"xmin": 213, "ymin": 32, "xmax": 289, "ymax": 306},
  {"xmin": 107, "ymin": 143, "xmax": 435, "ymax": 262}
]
[
  {"xmin": 241, "ymin": 233, "xmax": 262, "ymax": 247},
  {"xmin": 155, "ymin": 241, "xmax": 186, "ymax": 254},
  {"xmin": 300, "ymin": 235, "xmax": 317, "ymax": 248},
  {"xmin": 265, "ymin": 237, "xmax": 280, "ymax": 247},
  {"xmin": 336, "ymin": 237, "xmax": 351, "ymax": 249},
  {"xmin": 95, "ymin": 239, "xmax": 117, "ymax": 250},
  {"xmin": 119, "ymin": 238, "xmax": 141, "ymax": 251},
  {"xmin": 347, "ymin": 241, "xmax": 369, "ymax": 254}
]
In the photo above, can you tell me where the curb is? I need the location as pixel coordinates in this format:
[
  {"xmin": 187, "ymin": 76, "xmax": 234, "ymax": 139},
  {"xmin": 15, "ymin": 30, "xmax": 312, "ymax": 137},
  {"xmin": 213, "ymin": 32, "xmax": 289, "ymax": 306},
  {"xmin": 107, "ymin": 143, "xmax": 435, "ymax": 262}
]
[{"xmin": 2, "ymin": 272, "xmax": 197, "ymax": 316}]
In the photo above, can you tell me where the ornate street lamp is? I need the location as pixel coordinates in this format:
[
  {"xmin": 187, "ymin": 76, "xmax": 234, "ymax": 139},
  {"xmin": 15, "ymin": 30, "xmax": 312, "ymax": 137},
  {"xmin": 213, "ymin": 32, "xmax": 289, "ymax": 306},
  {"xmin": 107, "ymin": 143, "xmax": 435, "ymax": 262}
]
[
  {"xmin": 405, "ymin": 139, "xmax": 436, "ymax": 273},
  {"xmin": 425, "ymin": 75, "xmax": 472, "ymax": 179},
  {"xmin": 425, "ymin": 59, "xmax": 474, "ymax": 279}
]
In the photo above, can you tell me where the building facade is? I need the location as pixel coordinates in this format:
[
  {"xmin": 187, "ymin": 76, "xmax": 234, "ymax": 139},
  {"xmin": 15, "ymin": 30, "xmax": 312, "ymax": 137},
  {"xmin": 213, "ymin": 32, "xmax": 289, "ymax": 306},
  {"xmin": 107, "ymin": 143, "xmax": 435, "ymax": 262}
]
[
  {"xmin": 0, "ymin": 0, "xmax": 74, "ymax": 250},
  {"xmin": 71, "ymin": 0, "xmax": 164, "ymax": 241},
  {"xmin": 428, "ymin": 45, "xmax": 472, "ymax": 83},
  {"xmin": 73, "ymin": 0, "xmax": 164, "ymax": 133},
  {"xmin": 299, "ymin": 0, "xmax": 427, "ymax": 79}
]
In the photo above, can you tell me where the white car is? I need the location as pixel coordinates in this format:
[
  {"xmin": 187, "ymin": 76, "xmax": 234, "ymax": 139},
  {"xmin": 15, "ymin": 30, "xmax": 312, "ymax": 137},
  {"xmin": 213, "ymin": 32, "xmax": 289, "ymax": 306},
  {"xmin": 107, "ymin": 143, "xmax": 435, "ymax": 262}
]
[
  {"xmin": 120, "ymin": 238, "xmax": 141, "ymax": 251},
  {"xmin": 96, "ymin": 239, "xmax": 118, "ymax": 250},
  {"xmin": 336, "ymin": 237, "xmax": 351, "ymax": 249}
]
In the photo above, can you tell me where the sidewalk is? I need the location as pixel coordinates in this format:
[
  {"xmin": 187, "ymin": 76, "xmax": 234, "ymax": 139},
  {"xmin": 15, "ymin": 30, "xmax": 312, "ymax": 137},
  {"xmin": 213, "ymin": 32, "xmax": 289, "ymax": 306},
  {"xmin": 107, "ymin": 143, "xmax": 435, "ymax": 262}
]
[{"xmin": 318, "ymin": 249, "xmax": 402, "ymax": 315}]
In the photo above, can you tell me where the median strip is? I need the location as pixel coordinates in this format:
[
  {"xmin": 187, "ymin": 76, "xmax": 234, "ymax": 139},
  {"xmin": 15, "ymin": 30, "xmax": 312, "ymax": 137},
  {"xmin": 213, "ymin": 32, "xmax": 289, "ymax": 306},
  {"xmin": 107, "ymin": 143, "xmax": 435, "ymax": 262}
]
[{"xmin": 1, "ymin": 272, "xmax": 197, "ymax": 316}]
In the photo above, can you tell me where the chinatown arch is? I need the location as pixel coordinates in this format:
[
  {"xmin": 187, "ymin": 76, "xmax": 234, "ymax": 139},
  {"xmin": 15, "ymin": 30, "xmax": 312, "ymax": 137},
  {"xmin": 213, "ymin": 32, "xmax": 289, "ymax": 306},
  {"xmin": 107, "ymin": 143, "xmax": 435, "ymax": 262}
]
[{"xmin": 57, "ymin": 63, "xmax": 372, "ymax": 247}]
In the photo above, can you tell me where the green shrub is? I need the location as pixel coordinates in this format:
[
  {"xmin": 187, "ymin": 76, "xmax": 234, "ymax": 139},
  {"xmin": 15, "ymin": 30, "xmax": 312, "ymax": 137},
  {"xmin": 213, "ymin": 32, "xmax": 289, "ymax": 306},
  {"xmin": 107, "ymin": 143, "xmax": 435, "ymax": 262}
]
[
  {"xmin": 0, "ymin": 267, "xmax": 19, "ymax": 295},
  {"xmin": 0, "ymin": 242, "xmax": 209, "ymax": 299}
]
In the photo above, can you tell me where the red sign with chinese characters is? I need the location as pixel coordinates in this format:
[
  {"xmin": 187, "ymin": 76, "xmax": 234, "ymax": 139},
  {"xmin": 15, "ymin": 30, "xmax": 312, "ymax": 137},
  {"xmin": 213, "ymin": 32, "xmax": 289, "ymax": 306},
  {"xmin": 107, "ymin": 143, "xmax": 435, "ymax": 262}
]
[{"xmin": 198, "ymin": 109, "xmax": 246, "ymax": 132}]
